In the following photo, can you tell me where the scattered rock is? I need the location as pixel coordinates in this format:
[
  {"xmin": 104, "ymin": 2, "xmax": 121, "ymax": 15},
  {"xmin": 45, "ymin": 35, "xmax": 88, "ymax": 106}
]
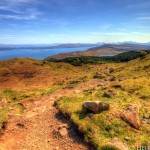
[
  {"xmin": 58, "ymin": 127, "xmax": 68, "ymax": 137},
  {"xmin": 103, "ymin": 90, "xmax": 117, "ymax": 98},
  {"xmin": 0, "ymin": 122, "xmax": 7, "ymax": 134},
  {"xmin": 143, "ymin": 114, "xmax": 150, "ymax": 119},
  {"xmin": 121, "ymin": 105, "xmax": 141, "ymax": 130},
  {"xmin": 142, "ymin": 119, "xmax": 150, "ymax": 124},
  {"xmin": 124, "ymin": 137, "xmax": 131, "ymax": 141},
  {"xmin": 83, "ymin": 101, "xmax": 110, "ymax": 113},
  {"xmin": 93, "ymin": 73, "xmax": 105, "ymax": 79},
  {"xmin": 58, "ymin": 124, "xmax": 68, "ymax": 130},
  {"xmin": 97, "ymin": 82, "xmax": 105, "ymax": 86},
  {"xmin": 109, "ymin": 76, "xmax": 116, "ymax": 81},
  {"xmin": 53, "ymin": 124, "xmax": 68, "ymax": 137},
  {"xmin": 16, "ymin": 122, "xmax": 25, "ymax": 128},
  {"xmin": 107, "ymin": 138, "xmax": 129, "ymax": 150},
  {"xmin": 109, "ymin": 67, "xmax": 114, "ymax": 74}
]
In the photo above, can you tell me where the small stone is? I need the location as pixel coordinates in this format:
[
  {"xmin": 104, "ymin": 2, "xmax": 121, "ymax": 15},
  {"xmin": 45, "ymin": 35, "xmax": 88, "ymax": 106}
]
[
  {"xmin": 124, "ymin": 137, "xmax": 131, "ymax": 141},
  {"xmin": 109, "ymin": 76, "xmax": 116, "ymax": 81},
  {"xmin": 59, "ymin": 128, "xmax": 68, "ymax": 137},
  {"xmin": 58, "ymin": 124, "xmax": 68, "ymax": 130},
  {"xmin": 143, "ymin": 114, "xmax": 150, "ymax": 119},
  {"xmin": 103, "ymin": 90, "xmax": 117, "ymax": 98},
  {"xmin": 109, "ymin": 67, "xmax": 115, "ymax": 74}
]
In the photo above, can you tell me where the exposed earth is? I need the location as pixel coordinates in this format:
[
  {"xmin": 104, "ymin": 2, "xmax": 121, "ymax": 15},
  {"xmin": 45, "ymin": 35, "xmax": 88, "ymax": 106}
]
[{"xmin": 0, "ymin": 80, "xmax": 100, "ymax": 150}]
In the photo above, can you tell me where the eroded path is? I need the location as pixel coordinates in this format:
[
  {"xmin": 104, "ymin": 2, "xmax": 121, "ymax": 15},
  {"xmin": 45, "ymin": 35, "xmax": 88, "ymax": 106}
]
[{"xmin": 0, "ymin": 80, "xmax": 101, "ymax": 150}]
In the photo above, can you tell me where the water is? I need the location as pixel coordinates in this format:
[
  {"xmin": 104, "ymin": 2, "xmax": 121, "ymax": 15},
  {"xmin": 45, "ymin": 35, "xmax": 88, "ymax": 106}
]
[
  {"xmin": 100, "ymin": 54, "xmax": 116, "ymax": 57},
  {"xmin": 0, "ymin": 47, "xmax": 92, "ymax": 61}
]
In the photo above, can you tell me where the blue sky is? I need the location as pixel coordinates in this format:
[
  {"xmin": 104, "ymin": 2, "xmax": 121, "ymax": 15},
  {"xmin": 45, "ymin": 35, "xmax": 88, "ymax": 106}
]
[{"xmin": 0, "ymin": 0, "xmax": 150, "ymax": 44}]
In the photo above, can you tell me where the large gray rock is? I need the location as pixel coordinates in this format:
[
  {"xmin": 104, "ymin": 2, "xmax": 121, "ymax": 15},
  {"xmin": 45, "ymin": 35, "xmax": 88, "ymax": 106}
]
[
  {"xmin": 83, "ymin": 101, "xmax": 110, "ymax": 113},
  {"xmin": 121, "ymin": 105, "xmax": 141, "ymax": 130}
]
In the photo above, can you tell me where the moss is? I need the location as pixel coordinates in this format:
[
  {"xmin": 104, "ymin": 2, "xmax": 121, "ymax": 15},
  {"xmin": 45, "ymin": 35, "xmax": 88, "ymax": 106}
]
[{"xmin": 0, "ymin": 108, "xmax": 10, "ymax": 123}]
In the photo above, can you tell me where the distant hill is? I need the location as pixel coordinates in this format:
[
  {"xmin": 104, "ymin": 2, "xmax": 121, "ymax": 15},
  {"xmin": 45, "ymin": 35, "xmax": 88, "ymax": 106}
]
[
  {"xmin": 46, "ymin": 50, "xmax": 150, "ymax": 66},
  {"xmin": 0, "ymin": 43, "xmax": 102, "ymax": 50},
  {"xmin": 46, "ymin": 43, "xmax": 150, "ymax": 60}
]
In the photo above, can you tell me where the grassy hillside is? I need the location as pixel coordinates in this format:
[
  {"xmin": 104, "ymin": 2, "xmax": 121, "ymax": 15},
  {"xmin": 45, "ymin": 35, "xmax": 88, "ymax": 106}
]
[
  {"xmin": 56, "ymin": 54, "xmax": 150, "ymax": 149},
  {"xmin": 0, "ymin": 58, "xmax": 103, "ymax": 123},
  {"xmin": 0, "ymin": 54, "xmax": 150, "ymax": 149}
]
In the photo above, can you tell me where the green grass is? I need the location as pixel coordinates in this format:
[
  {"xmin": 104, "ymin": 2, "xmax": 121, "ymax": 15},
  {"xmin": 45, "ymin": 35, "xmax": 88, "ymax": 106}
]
[
  {"xmin": 57, "ymin": 89, "xmax": 150, "ymax": 149},
  {"xmin": 56, "ymin": 54, "xmax": 150, "ymax": 149},
  {"xmin": 0, "ymin": 86, "xmax": 60, "ymax": 102},
  {"xmin": 0, "ymin": 108, "xmax": 10, "ymax": 123},
  {"xmin": 46, "ymin": 50, "xmax": 150, "ymax": 66}
]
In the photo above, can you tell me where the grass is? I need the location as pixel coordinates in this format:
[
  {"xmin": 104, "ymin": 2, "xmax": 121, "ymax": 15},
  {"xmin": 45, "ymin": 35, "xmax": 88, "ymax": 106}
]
[
  {"xmin": 0, "ymin": 54, "xmax": 150, "ymax": 149},
  {"xmin": 56, "ymin": 54, "xmax": 150, "ymax": 149}
]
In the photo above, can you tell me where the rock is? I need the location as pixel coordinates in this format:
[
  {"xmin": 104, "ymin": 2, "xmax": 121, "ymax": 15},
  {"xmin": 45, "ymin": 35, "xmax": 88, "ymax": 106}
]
[
  {"xmin": 83, "ymin": 101, "xmax": 110, "ymax": 113},
  {"xmin": 58, "ymin": 127, "xmax": 68, "ymax": 137},
  {"xmin": 16, "ymin": 122, "xmax": 25, "ymax": 128},
  {"xmin": 107, "ymin": 138, "xmax": 129, "ymax": 150},
  {"xmin": 58, "ymin": 124, "xmax": 68, "ymax": 130},
  {"xmin": 109, "ymin": 76, "xmax": 116, "ymax": 81},
  {"xmin": 0, "ymin": 122, "xmax": 7, "ymax": 134},
  {"xmin": 124, "ymin": 137, "xmax": 131, "ymax": 141},
  {"xmin": 97, "ymin": 82, "xmax": 105, "ymax": 86},
  {"xmin": 93, "ymin": 73, "xmax": 105, "ymax": 79},
  {"xmin": 54, "ymin": 124, "xmax": 69, "ymax": 137},
  {"xmin": 143, "ymin": 114, "xmax": 150, "ymax": 119},
  {"xmin": 103, "ymin": 90, "xmax": 117, "ymax": 98},
  {"xmin": 109, "ymin": 67, "xmax": 114, "ymax": 74},
  {"xmin": 121, "ymin": 105, "xmax": 141, "ymax": 130}
]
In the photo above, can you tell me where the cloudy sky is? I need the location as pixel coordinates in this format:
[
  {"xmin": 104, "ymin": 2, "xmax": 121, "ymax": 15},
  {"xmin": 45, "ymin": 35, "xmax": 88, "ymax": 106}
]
[{"xmin": 0, "ymin": 0, "xmax": 150, "ymax": 44}]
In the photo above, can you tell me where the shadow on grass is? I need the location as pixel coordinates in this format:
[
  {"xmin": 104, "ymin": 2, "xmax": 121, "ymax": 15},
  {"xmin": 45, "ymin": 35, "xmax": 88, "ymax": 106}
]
[{"xmin": 55, "ymin": 111, "xmax": 95, "ymax": 150}]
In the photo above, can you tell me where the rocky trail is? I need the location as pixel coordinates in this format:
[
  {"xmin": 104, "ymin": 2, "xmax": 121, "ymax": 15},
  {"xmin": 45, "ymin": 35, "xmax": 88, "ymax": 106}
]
[{"xmin": 0, "ymin": 80, "xmax": 101, "ymax": 150}]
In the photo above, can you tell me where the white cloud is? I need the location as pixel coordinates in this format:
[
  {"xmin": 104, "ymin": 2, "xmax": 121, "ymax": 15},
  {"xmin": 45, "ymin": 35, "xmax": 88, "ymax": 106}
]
[
  {"xmin": 127, "ymin": 1, "xmax": 150, "ymax": 9},
  {"xmin": 0, "ymin": 14, "xmax": 37, "ymax": 20},
  {"xmin": 137, "ymin": 16, "xmax": 150, "ymax": 20},
  {"xmin": 0, "ymin": 0, "xmax": 42, "ymax": 20},
  {"xmin": 92, "ymin": 32, "xmax": 128, "ymax": 35}
]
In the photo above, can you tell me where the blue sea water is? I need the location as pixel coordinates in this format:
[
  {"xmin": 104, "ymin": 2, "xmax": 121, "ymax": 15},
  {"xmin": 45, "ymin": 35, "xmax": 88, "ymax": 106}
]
[
  {"xmin": 0, "ymin": 47, "xmax": 92, "ymax": 61},
  {"xmin": 100, "ymin": 54, "xmax": 116, "ymax": 57}
]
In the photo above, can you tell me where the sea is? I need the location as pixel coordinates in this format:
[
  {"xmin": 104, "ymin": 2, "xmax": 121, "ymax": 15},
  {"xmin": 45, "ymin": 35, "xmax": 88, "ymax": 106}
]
[{"xmin": 0, "ymin": 46, "xmax": 93, "ymax": 61}]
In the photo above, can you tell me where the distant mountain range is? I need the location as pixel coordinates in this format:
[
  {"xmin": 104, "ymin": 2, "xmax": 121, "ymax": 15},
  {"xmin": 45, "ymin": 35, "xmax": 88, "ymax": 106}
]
[
  {"xmin": 0, "ymin": 42, "xmax": 150, "ymax": 50},
  {"xmin": 0, "ymin": 43, "xmax": 101, "ymax": 50}
]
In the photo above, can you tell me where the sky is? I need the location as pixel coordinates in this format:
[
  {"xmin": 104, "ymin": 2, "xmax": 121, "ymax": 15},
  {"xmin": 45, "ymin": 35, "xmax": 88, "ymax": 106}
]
[{"xmin": 0, "ymin": 0, "xmax": 150, "ymax": 44}]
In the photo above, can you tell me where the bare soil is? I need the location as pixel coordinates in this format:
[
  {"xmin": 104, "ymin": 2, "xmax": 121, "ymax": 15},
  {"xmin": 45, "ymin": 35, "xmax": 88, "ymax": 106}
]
[{"xmin": 0, "ymin": 80, "xmax": 100, "ymax": 150}]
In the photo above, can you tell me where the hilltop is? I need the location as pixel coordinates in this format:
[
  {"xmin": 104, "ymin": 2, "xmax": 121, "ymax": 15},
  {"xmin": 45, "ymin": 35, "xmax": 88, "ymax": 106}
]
[{"xmin": 0, "ymin": 54, "xmax": 150, "ymax": 150}]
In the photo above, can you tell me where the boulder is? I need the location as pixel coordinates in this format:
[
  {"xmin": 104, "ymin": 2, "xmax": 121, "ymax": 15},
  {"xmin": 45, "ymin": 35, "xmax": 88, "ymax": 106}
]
[
  {"xmin": 83, "ymin": 101, "xmax": 110, "ymax": 113},
  {"xmin": 121, "ymin": 105, "xmax": 141, "ymax": 130},
  {"xmin": 107, "ymin": 138, "xmax": 129, "ymax": 150}
]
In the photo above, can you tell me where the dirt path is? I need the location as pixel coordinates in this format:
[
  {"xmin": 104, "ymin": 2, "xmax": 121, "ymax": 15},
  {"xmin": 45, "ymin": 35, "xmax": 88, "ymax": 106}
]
[{"xmin": 0, "ymin": 80, "xmax": 102, "ymax": 150}]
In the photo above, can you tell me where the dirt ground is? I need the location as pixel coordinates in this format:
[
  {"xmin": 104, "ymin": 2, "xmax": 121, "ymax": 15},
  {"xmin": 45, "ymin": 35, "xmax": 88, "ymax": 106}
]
[{"xmin": 0, "ymin": 80, "xmax": 100, "ymax": 150}]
